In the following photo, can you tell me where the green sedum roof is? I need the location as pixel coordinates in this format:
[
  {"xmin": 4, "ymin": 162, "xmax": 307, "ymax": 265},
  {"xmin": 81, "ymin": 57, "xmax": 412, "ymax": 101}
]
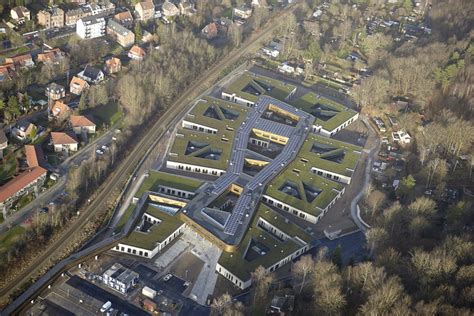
[
  {"xmin": 298, "ymin": 134, "xmax": 362, "ymax": 177},
  {"xmin": 218, "ymin": 205, "xmax": 310, "ymax": 281},
  {"xmin": 135, "ymin": 171, "xmax": 203, "ymax": 198},
  {"xmin": 122, "ymin": 203, "xmax": 184, "ymax": 250},
  {"xmin": 291, "ymin": 92, "xmax": 357, "ymax": 132},
  {"xmin": 264, "ymin": 160, "xmax": 344, "ymax": 216},
  {"xmin": 223, "ymin": 72, "xmax": 296, "ymax": 103}
]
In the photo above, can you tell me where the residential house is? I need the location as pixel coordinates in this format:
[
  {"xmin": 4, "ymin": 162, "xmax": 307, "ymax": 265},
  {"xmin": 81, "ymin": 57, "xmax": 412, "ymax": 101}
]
[
  {"xmin": 45, "ymin": 83, "xmax": 66, "ymax": 101},
  {"xmin": 5, "ymin": 54, "xmax": 34, "ymax": 69},
  {"xmin": 37, "ymin": 48, "xmax": 66, "ymax": 65},
  {"xmin": 107, "ymin": 19, "xmax": 135, "ymax": 47},
  {"xmin": 25, "ymin": 144, "xmax": 46, "ymax": 169},
  {"xmin": 78, "ymin": 65, "xmax": 105, "ymax": 84},
  {"xmin": 233, "ymin": 5, "xmax": 252, "ymax": 20},
  {"xmin": 86, "ymin": 2, "xmax": 116, "ymax": 17},
  {"xmin": 392, "ymin": 130, "xmax": 411, "ymax": 144},
  {"xmin": 0, "ymin": 65, "xmax": 13, "ymax": 82},
  {"xmin": 65, "ymin": 6, "xmax": 92, "ymax": 26},
  {"xmin": 49, "ymin": 101, "xmax": 71, "ymax": 121},
  {"xmin": 37, "ymin": 7, "xmax": 65, "ymax": 29},
  {"xmin": 278, "ymin": 61, "xmax": 304, "ymax": 75},
  {"xmin": 11, "ymin": 6, "xmax": 31, "ymax": 22},
  {"xmin": 70, "ymin": 115, "xmax": 96, "ymax": 134},
  {"xmin": 102, "ymin": 263, "xmax": 139, "ymax": 294},
  {"xmin": 161, "ymin": 1, "xmax": 179, "ymax": 17},
  {"xmin": 14, "ymin": 121, "xmax": 36, "ymax": 140},
  {"xmin": 104, "ymin": 57, "xmax": 122, "ymax": 74},
  {"xmin": 179, "ymin": 1, "xmax": 195, "ymax": 16},
  {"xmin": 141, "ymin": 30, "xmax": 154, "ymax": 43},
  {"xmin": 262, "ymin": 41, "xmax": 283, "ymax": 58},
  {"xmin": 0, "ymin": 166, "xmax": 47, "ymax": 213},
  {"xmin": 76, "ymin": 15, "xmax": 106, "ymax": 39},
  {"xmin": 201, "ymin": 22, "xmax": 218, "ymax": 40},
  {"xmin": 135, "ymin": 1, "xmax": 155, "ymax": 21},
  {"xmin": 69, "ymin": 76, "xmax": 89, "ymax": 96},
  {"xmin": 51, "ymin": 132, "xmax": 78, "ymax": 153},
  {"xmin": 114, "ymin": 10, "xmax": 134, "ymax": 28},
  {"xmin": 128, "ymin": 45, "xmax": 146, "ymax": 61}
]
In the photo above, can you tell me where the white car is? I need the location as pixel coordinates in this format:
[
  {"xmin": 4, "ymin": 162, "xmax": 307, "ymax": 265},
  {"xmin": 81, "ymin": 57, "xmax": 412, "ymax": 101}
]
[{"xmin": 96, "ymin": 149, "xmax": 104, "ymax": 155}]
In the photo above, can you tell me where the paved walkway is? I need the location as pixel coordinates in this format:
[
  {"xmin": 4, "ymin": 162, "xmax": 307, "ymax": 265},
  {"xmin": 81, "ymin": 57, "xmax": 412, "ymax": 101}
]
[
  {"xmin": 182, "ymin": 228, "xmax": 221, "ymax": 305},
  {"xmin": 349, "ymin": 115, "xmax": 380, "ymax": 232}
]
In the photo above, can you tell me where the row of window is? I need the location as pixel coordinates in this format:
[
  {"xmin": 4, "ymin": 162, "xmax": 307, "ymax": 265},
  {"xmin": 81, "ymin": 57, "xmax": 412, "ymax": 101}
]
[
  {"xmin": 313, "ymin": 169, "xmax": 341, "ymax": 181},
  {"xmin": 176, "ymin": 163, "xmax": 223, "ymax": 176},
  {"xmin": 189, "ymin": 124, "xmax": 217, "ymax": 134},
  {"xmin": 262, "ymin": 196, "xmax": 307, "ymax": 219},
  {"xmin": 158, "ymin": 186, "xmax": 192, "ymax": 198}
]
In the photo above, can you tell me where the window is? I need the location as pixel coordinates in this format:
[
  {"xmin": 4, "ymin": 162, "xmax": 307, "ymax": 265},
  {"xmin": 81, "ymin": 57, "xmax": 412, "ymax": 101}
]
[{"xmin": 317, "ymin": 170, "xmax": 323, "ymax": 175}]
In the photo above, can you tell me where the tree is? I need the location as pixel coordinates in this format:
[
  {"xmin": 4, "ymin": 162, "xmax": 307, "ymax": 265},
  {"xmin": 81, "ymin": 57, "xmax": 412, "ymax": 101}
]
[
  {"xmin": 7, "ymin": 96, "xmax": 20, "ymax": 120},
  {"xmin": 313, "ymin": 259, "xmax": 346, "ymax": 315},
  {"xmin": 251, "ymin": 266, "xmax": 274, "ymax": 304},
  {"xmin": 211, "ymin": 293, "xmax": 232, "ymax": 315},
  {"xmin": 134, "ymin": 22, "xmax": 143, "ymax": 42},
  {"xmin": 292, "ymin": 255, "xmax": 315, "ymax": 294},
  {"xmin": 366, "ymin": 190, "xmax": 386, "ymax": 216},
  {"xmin": 366, "ymin": 227, "xmax": 388, "ymax": 256},
  {"xmin": 397, "ymin": 175, "xmax": 416, "ymax": 201}
]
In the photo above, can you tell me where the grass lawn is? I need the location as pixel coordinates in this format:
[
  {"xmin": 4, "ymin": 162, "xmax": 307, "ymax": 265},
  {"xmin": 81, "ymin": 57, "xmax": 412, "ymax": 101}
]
[
  {"xmin": 0, "ymin": 152, "xmax": 18, "ymax": 185},
  {"xmin": 114, "ymin": 205, "xmax": 135, "ymax": 234},
  {"xmin": 82, "ymin": 102, "xmax": 122, "ymax": 128},
  {"xmin": 0, "ymin": 226, "xmax": 26, "ymax": 252},
  {"xmin": 14, "ymin": 193, "xmax": 34, "ymax": 210}
]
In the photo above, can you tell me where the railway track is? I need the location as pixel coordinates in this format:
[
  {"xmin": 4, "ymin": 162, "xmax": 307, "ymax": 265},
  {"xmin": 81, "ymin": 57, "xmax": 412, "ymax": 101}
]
[{"xmin": 0, "ymin": 4, "xmax": 299, "ymax": 311}]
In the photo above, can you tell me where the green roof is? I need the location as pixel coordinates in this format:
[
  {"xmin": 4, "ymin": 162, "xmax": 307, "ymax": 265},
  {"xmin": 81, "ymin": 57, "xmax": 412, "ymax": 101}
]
[
  {"xmin": 168, "ymin": 127, "xmax": 234, "ymax": 170},
  {"xmin": 218, "ymin": 205, "xmax": 310, "ymax": 281},
  {"xmin": 135, "ymin": 171, "xmax": 203, "ymax": 197},
  {"xmin": 223, "ymin": 72, "xmax": 296, "ymax": 103},
  {"xmin": 168, "ymin": 97, "xmax": 250, "ymax": 171},
  {"xmin": 291, "ymin": 92, "xmax": 357, "ymax": 131},
  {"xmin": 122, "ymin": 203, "xmax": 184, "ymax": 250},
  {"xmin": 298, "ymin": 134, "xmax": 362, "ymax": 177},
  {"xmin": 185, "ymin": 96, "xmax": 249, "ymax": 131},
  {"xmin": 264, "ymin": 160, "xmax": 344, "ymax": 216}
]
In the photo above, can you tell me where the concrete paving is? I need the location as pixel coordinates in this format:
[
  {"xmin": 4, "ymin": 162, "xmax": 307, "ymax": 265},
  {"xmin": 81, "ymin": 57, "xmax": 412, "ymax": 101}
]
[
  {"xmin": 154, "ymin": 239, "xmax": 190, "ymax": 270},
  {"xmin": 181, "ymin": 228, "xmax": 221, "ymax": 305}
]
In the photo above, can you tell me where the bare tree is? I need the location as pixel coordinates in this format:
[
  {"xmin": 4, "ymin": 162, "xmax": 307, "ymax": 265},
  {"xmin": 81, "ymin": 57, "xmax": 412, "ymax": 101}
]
[
  {"xmin": 251, "ymin": 265, "xmax": 274, "ymax": 304},
  {"xmin": 292, "ymin": 255, "xmax": 315, "ymax": 294},
  {"xmin": 366, "ymin": 190, "xmax": 387, "ymax": 216}
]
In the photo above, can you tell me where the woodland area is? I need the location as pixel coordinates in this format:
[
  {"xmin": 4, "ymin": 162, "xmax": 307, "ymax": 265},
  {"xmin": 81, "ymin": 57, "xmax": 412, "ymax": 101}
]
[{"xmin": 211, "ymin": 0, "xmax": 473, "ymax": 315}]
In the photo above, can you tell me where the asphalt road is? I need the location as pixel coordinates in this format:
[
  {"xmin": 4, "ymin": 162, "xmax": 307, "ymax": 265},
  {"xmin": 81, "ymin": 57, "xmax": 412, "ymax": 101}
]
[
  {"xmin": 0, "ymin": 129, "xmax": 116, "ymax": 235},
  {"xmin": 0, "ymin": 4, "xmax": 301, "ymax": 311}
]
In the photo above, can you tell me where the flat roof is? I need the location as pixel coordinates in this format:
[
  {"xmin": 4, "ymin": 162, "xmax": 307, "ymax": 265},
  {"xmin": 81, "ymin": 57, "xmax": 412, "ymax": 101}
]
[
  {"xmin": 218, "ymin": 205, "xmax": 310, "ymax": 281},
  {"xmin": 168, "ymin": 128, "xmax": 233, "ymax": 171},
  {"xmin": 122, "ymin": 203, "xmax": 184, "ymax": 250},
  {"xmin": 223, "ymin": 72, "xmax": 296, "ymax": 103},
  {"xmin": 291, "ymin": 92, "xmax": 357, "ymax": 131},
  {"xmin": 135, "ymin": 171, "xmax": 203, "ymax": 197},
  {"xmin": 185, "ymin": 96, "xmax": 249, "ymax": 131},
  {"xmin": 298, "ymin": 133, "xmax": 362, "ymax": 177},
  {"xmin": 264, "ymin": 159, "xmax": 343, "ymax": 216}
]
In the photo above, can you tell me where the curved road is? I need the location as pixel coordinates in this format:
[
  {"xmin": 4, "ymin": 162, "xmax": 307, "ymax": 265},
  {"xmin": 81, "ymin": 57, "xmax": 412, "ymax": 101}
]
[
  {"xmin": 0, "ymin": 4, "xmax": 302, "ymax": 311},
  {"xmin": 350, "ymin": 115, "xmax": 380, "ymax": 232}
]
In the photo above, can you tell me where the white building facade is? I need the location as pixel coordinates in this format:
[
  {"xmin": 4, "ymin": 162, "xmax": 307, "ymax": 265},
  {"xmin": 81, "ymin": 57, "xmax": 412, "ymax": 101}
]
[{"xmin": 76, "ymin": 16, "xmax": 106, "ymax": 39}]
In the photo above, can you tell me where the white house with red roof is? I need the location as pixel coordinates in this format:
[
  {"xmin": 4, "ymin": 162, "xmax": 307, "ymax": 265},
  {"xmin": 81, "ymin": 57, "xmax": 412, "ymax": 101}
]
[
  {"xmin": 70, "ymin": 115, "xmax": 96, "ymax": 134},
  {"xmin": 51, "ymin": 132, "xmax": 78, "ymax": 152}
]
